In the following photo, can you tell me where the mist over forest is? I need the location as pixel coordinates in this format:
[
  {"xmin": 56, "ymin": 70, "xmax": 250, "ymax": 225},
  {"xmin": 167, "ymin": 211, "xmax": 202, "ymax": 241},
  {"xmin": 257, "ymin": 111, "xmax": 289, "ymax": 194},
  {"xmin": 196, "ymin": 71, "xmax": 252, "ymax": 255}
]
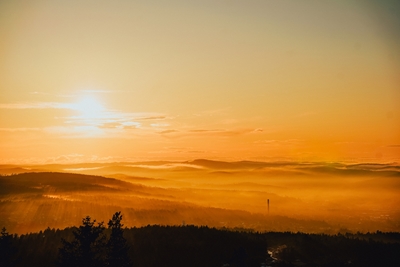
[{"xmin": 1, "ymin": 160, "xmax": 399, "ymax": 235}]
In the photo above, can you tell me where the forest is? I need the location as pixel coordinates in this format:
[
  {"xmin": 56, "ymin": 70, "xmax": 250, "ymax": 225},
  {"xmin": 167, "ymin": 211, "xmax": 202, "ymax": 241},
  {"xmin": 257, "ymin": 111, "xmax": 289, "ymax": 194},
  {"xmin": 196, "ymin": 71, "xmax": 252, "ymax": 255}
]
[{"xmin": 1, "ymin": 212, "xmax": 400, "ymax": 267}]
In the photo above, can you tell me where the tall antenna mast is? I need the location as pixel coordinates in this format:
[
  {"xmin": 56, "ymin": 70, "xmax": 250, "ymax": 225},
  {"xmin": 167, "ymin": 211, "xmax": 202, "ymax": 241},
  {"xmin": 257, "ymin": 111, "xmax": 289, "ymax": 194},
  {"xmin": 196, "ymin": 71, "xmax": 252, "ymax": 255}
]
[{"xmin": 267, "ymin": 199, "xmax": 270, "ymax": 214}]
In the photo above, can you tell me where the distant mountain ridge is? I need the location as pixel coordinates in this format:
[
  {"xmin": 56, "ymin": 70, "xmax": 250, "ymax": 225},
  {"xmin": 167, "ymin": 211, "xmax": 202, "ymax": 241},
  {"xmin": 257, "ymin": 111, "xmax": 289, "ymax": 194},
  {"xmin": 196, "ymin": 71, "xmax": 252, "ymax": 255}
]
[{"xmin": 1, "ymin": 159, "xmax": 399, "ymax": 176}]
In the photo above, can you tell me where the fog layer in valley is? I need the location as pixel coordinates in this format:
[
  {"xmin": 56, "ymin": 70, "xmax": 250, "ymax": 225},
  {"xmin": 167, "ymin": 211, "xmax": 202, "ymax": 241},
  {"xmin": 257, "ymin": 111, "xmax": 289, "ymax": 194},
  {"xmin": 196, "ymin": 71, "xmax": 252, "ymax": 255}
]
[{"xmin": 1, "ymin": 160, "xmax": 399, "ymax": 234}]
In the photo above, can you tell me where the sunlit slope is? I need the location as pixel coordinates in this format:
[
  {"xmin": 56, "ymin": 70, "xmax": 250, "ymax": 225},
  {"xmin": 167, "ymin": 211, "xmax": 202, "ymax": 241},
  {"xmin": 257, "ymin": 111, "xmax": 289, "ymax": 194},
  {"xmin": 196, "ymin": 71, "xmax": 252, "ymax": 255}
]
[
  {"xmin": 0, "ymin": 172, "xmax": 218, "ymax": 230},
  {"xmin": 0, "ymin": 172, "xmax": 326, "ymax": 234}
]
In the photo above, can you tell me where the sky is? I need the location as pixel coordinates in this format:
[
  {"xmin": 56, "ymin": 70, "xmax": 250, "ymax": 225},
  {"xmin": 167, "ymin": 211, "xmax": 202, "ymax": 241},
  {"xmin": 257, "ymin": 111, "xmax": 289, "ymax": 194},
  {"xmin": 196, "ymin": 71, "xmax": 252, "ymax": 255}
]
[{"xmin": 0, "ymin": 0, "xmax": 399, "ymax": 164}]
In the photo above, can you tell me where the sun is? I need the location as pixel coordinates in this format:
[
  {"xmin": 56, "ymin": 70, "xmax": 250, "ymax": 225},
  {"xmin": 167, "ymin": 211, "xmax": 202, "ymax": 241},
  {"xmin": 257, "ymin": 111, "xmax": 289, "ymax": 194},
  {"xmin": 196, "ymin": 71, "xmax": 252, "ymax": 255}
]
[{"xmin": 74, "ymin": 96, "xmax": 105, "ymax": 120}]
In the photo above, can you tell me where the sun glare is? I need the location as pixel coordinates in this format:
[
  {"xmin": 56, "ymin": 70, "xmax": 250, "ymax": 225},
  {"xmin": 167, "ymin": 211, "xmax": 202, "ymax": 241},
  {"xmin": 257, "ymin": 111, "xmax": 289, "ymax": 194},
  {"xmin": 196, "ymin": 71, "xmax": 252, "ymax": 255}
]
[{"xmin": 75, "ymin": 96, "xmax": 105, "ymax": 120}]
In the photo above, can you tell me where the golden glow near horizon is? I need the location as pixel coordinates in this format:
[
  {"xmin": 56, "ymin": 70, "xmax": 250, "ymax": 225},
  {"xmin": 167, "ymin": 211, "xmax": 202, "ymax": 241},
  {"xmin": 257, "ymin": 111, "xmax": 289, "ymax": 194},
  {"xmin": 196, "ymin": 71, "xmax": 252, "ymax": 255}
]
[{"xmin": 0, "ymin": 0, "xmax": 399, "ymax": 164}]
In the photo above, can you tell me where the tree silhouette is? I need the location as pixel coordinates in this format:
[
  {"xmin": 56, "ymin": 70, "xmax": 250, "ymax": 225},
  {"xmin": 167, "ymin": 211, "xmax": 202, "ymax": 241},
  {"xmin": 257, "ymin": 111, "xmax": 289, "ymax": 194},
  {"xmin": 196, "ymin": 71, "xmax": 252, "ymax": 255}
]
[
  {"xmin": 0, "ymin": 227, "xmax": 15, "ymax": 267},
  {"xmin": 107, "ymin": 212, "xmax": 132, "ymax": 267},
  {"xmin": 58, "ymin": 216, "xmax": 106, "ymax": 267}
]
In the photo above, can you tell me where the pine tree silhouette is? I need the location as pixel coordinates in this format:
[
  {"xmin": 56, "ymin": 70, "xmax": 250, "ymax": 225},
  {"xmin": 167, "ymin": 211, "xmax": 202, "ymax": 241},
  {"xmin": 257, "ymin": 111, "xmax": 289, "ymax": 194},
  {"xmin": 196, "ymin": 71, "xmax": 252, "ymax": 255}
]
[
  {"xmin": 107, "ymin": 212, "xmax": 132, "ymax": 267},
  {"xmin": 58, "ymin": 216, "xmax": 106, "ymax": 267},
  {"xmin": 0, "ymin": 227, "xmax": 15, "ymax": 267}
]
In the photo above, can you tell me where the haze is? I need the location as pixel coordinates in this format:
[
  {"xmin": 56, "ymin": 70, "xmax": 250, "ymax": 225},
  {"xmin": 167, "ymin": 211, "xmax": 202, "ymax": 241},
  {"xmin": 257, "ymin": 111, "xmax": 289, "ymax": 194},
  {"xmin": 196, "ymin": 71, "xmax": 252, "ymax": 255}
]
[
  {"xmin": 0, "ymin": 1, "xmax": 399, "ymax": 234},
  {"xmin": 1, "ymin": 161, "xmax": 399, "ymax": 234}
]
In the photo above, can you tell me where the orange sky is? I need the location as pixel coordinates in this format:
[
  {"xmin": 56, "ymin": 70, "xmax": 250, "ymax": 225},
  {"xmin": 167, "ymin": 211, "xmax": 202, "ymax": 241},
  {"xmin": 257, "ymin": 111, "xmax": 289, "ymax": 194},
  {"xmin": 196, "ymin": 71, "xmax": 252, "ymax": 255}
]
[{"xmin": 1, "ymin": 0, "xmax": 399, "ymax": 164}]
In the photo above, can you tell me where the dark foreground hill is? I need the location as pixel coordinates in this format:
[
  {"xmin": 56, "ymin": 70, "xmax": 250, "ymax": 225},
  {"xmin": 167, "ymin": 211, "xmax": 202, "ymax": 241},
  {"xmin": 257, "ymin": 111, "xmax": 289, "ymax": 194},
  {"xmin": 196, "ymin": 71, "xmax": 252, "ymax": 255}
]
[{"xmin": 1, "ymin": 224, "xmax": 400, "ymax": 267}]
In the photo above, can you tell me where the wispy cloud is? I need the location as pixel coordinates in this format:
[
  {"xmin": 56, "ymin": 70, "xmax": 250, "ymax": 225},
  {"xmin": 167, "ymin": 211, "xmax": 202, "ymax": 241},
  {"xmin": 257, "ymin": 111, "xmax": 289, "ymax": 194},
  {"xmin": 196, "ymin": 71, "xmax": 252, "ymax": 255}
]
[
  {"xmin": 29, "ymin": 92, "xmax": 75, "ymax": 98},
  {"xmin": 44, "ymin": 126, "xmax": 105, "ymax": 138},
  {"xmin": 0, "ymin": 99, "xmax": 256, "ymax": 141},
  {"xmin": 81, "ymin": 111, "xmax": 167, "ymax": 129},
  {"xmin": 334, "ymin": 141, "xmax": 373, "ymax": 146},
  {"xmin": 30, "ymin": 90, "xmax": 124, "ymax": 97},
  {"xmin": 0, "ymin": 127, "xmax": 40, "ymax": 132},
  {"xmin": 0, "ymin": 102, "xmax": 72, "ymax": 109},
  {"xmin": 79, "ymin": 89, "xmax": 122, "ymax": 94},
  {"xmin": 158, "ymin": 130, "xmax": 178, "ymax": 134},
  {"xmin": 157, "ymin": 128, "xmax": 261, "ymax": 138},
  {"xmin": 99, "ymin": 121, "xmax": 141, "ymax": 130},
  {"xmin": 0, "ymin": 100, "xmax": 169, "ymax": 136},
  {"xmin": 255, "ymin": 139, "xmax": 304, "ymax": 146},
  {"xmin": 189, "ymin": 128, "xmax": 264, "ymax": 136},
  {"xmin": 136, "ymin": 115, "xmax": 168, "ymax": 121}
]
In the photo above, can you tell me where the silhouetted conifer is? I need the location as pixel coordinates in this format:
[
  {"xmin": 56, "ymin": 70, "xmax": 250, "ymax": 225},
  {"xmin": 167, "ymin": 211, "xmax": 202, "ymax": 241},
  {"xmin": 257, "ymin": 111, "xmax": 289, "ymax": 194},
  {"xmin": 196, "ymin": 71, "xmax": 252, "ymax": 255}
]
[
  {"xmin": 0, "ymin": 227, "xmax": 15, "ymax": 267},
  {"xmin": 107, "ymin": 212, "xmax": 132, "ymax": 267},
  {"xmin": 58, "ymin": 216, "xmax": 106, "ymax": 267}
]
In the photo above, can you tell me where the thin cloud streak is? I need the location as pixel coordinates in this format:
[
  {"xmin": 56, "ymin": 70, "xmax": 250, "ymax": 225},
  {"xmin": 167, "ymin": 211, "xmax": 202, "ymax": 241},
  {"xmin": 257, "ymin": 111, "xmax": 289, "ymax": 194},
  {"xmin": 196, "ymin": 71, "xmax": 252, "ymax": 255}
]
[
  {"xmin": 63, "ymin": 111, "xmax": 167, "ymax": 128},
  {"xmin": 0, "ymin": 101, "xmax": 168, "ymax": 135},
  {"xmin": 0, "ymin": 102, "xmax": 73, "ymax": 109},
  {"xmin": 255, "ymin": 139, "xmax": 304, "ymax": 146},
  {"xmin": 0, "ymin": 127, "xmax": 41, "ymax": 132},
  {"xmin": 157, "ymin": 128, "xmax": 263, "ymax": 138},
  {"xmin": 30, "ymin": 92, "xmax": 76, "ymax": 98}
]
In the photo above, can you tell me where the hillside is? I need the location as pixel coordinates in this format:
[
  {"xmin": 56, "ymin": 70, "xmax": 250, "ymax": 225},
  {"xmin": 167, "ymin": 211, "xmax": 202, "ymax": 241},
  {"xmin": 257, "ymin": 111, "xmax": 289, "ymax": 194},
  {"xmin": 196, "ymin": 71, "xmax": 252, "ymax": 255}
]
[{"xmin": 1, "ymin": 162, "xmax": 399, "ymax": 234}]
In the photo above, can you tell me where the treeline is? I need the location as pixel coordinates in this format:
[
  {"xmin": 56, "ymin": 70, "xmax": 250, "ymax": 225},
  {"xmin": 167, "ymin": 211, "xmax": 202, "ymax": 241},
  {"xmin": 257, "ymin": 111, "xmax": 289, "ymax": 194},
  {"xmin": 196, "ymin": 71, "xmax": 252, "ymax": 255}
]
[
  {"xmin": 1, "ymin": 214, "xmax": 400, "ymax": 267},
  {"xmin": 269, "ymin": 232, "xmax": 400, "ymax": 267},
  {"xmin": 0, "ymin": 212, "xmax": 266, "ymax": 267}
]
